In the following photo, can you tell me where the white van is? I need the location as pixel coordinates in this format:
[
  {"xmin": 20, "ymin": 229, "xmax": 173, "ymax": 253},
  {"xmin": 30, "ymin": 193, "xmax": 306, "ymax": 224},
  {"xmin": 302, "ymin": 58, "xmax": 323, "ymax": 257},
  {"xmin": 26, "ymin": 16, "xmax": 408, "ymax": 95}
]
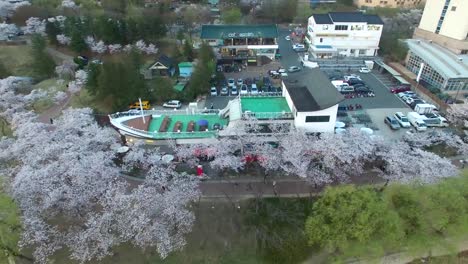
[
  {"xmin": 407, "ymin": 112, "xmax": 427, "ymax": 131},
  {"xmin": 422, "ymin": 114, "xmax": 449, "ymax": 127}
]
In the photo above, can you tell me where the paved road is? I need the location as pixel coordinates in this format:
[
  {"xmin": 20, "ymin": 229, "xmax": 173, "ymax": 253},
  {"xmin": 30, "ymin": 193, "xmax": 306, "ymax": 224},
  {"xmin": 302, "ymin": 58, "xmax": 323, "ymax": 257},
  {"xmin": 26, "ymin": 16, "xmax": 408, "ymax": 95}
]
[{"xmin": 277, "ymin": 28, "xmax": 303, "ymax": 69}]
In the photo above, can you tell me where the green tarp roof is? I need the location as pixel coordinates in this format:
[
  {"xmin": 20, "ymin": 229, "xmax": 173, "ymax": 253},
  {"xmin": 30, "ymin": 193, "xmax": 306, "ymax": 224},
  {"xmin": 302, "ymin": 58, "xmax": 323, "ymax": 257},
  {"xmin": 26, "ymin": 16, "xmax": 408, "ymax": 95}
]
[
  {"xmin": 201, "ymin": 24, "xmax": 279, "ymax": 39},
  {"xmin": 178, "ymin": 62, "xmax": 193, "ymax": 68},
  {"xmin": 174, "ymin": 83, "xmax": 186, "ymax": 92}
]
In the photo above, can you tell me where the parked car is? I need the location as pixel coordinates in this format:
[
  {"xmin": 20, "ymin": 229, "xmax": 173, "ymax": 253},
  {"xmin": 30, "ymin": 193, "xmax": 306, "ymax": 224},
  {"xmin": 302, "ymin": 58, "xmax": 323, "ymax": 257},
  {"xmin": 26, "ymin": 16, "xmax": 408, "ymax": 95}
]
[
  {"xmin": 397, "ymin": 91, "xmax": 415, "ymax": 98},
  {"xmin": 394, "ymin": 112, "xmax": 411, "ymax": 128},
  {"xmin": 385, "ymin": 116, "xmax": 401, "ymax": 130},
  {"xmin": 292, "ymin": 44, "xmax": 306, "ymax": 52},
  {"xmin": 237, "ymin": 78, "xmax": 243, "ymax": 86},
  {"xmin": 129, "ymin": 100, "xmax": 151, "ymax": 110},
  {"xmin": 219, "ymin": 86, "xmax": 228, "ymax": 95},
  {"xmin": 391, "ymin": 86, "xmax": 411, "ymax": 94},
  {"xmin": 410, "ymin": 99, "xmax": 426, "ymax": 109},
  {"xmin": 210, "ymin": 87, "xmax": 217, "ymax": 96},
  {"xmin": 250, "ymin": 84, "xmax": 259, "ymax": 95},
  {"xmin": 228, "ymin": 78, "xmax": 235, "ymax": 87},
  {"xmin": 163, "ymin": 100, "xmax": 182, "ymax": 109},
  {"xmin": 344, "ymin": 74, "xmax": 361, "ymax": 81},
  {"xmin": 354, "ymin": 85, "xmax": 372, "ymax": 93},
  {"xmin": 240, "ymin": 84, "xmax": 248, "ymax": 95},
  {"xmin": 346, "ymin": 78, "xmax": 365, "ymax": 86},
  {"xmin": 359, "ymin": 67, "xmax": 371, "ymax": 73},
  {"xmin": 231, "ymin": 86, "xmax": 238, "ymax": 95},
  {"xmin": 285, "ymin": 36, "xmax": 291, "ymax": 41},
  {"xmin": 407, "ymin": 112, "xmax": 428, "ymax": 131},
  {"xmin": 405, "ymin": 96, "xmax": 421, "ymax": 105},
  {"xmin": 288, "ymin": 66, "xmax": 301, "ymax": 73}
]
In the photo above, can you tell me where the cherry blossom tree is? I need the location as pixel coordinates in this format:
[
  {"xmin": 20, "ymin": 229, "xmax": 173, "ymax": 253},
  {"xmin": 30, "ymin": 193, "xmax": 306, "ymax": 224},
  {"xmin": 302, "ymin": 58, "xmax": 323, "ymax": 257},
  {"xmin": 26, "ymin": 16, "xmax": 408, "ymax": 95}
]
[
  {"xmin": 134, "ymin": 40, "xmax": 158, "ymax": 55},
  {"xmin": 61, "ymin": 0, "xmax": 78, "ymax": 9},
  {"xmin": 0, "ymin": 108, "xmax": 200, "ymax": 263},
  {"xmin": 56, "ymin": 34, "xmax": 71, "ymax": 45},
  {"xmin": 23, "ymin": 17, "xmax": 46, "ymax": 35},
  {"xmin": 0, "ymin": 77, "xmax": 46, "ymax": 122},
  {"xmin": 67, "ymin": 69, "xmax": 87, "ymax": 93},
  {"xmin": 404, "ymin": 130, "xmax": 468, "ymax": 155},
  {"xmin": 447, "ymin": 104, "xmax": 468, "ymax": 128},
  {"xmin": 0, "ymin": 0, "xmax": 30, "ymax": 19},
  {"xmin": 90, "ymin": 40, "xmax": 107, "ymax": 54},
  {"xmin": 55, "ymin": 61, "xmax": 76, "ymax": 79},
  {"xmin": 108, "ymin": 44, "xmax": 122, "ymax": 54},
  {"xmin": 376, "ymin": 142, "xmax": 458, "ymax": 183}
]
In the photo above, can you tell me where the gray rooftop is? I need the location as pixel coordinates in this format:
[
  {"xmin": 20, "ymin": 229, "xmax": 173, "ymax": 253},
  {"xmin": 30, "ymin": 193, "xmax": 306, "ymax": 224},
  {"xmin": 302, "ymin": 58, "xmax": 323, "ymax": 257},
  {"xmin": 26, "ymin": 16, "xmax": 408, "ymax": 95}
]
[
  {"xmin": 284, "ymin": 68, "xmax": 344, "ymax": 112},
  {"xmin": 312, "ymin": 12, "xmax": 384, "ymax": 25},
  {"xmin": 201, "ymin": 24, "xmax": 278, "ymax": 39},
  {"xmin": 406, "ymin": 39, "xmax": 468, "ymax": 79}
]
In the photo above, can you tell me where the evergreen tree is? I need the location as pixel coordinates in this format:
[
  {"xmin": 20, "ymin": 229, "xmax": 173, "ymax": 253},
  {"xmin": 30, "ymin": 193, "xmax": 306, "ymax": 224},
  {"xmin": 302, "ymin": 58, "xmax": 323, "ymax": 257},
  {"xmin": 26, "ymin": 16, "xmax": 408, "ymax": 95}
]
[
  {"xmin": 70, "ymin": 29, "xmax": 88, "ymax": 53},
  {"xmin": 30, "ymin": 34, "xmax": 56, "ymax": 80},
  {"xmin": 45, "ymin": 20, "xmax": 62, "ymax": 46}
]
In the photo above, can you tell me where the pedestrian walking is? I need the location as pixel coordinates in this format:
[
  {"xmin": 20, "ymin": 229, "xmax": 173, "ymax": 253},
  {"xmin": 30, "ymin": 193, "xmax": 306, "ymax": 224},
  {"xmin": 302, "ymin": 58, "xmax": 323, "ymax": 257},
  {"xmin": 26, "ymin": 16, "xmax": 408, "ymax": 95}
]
[
  {"xmin": 210, "ymin": 103, "xmax": 214, "ymax": 110},
  {"xmin": 50, "ymin": 118, "xmax": 53, "ymax": 124}
]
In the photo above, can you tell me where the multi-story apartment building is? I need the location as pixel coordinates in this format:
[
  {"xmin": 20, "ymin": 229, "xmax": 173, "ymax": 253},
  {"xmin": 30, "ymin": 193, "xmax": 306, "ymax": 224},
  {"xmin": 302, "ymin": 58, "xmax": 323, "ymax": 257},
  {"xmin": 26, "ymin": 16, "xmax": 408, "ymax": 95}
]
[
  {"xmin": 305, "ymin": 12, "xmax": 384, "ymax": 58},
  {"xmin": 200, "ymin": 24, "xmax": 278, "ymax": 64},
  {"xmin": 413, "ymin": 0, "xmax": 468, "ymax": 54},
  {"xmin": 354, "ymin": 0, "xmax": 425, "ymax": 8},
  {"xmin": 405, "ymin": 0, "xmax": 468, "ymax": 96}
]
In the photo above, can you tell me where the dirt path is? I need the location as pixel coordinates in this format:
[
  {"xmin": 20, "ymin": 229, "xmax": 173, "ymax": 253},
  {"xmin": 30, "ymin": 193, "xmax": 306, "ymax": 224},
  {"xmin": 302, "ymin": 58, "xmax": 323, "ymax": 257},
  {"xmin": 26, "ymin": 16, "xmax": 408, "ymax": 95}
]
[{"xmin": 36, "ymin": 91, "xmax": 72, "ymax": 124}]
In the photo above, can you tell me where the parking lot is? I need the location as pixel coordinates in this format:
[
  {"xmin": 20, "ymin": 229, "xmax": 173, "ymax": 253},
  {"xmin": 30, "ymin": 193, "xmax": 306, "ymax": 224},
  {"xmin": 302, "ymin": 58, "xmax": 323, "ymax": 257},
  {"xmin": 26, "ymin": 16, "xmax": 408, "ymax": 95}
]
[{"xmin": 325, "ymin": 69, "xmax": 418, "ymax": 139}]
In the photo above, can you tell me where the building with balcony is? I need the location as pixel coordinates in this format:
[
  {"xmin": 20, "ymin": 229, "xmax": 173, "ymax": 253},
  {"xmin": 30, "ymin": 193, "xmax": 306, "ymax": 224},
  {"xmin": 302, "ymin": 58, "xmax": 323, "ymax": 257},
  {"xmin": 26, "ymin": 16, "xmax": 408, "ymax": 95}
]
[
  {"xmin": 200, "ymin": 24, "xmax": 279, "ymax": 64},
  {"xmin": 354, "ymin": 0, "xmax": 425, "ymax": 8},
  {"xmin": 305, "ymin": 12, "xmax": 384, "ymax": 58}
]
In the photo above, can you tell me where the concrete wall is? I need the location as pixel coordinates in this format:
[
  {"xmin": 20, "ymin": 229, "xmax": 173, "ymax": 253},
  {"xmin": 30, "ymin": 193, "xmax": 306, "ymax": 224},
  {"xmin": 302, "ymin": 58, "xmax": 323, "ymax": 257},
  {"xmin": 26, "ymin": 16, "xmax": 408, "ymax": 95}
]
[
  {"xmin": 418, "ymin": 0, "xmax": 468, "ymax": 41},
  {"xmin": 295, "ymin": 105, "xmax": 338, "ymax": 133}
]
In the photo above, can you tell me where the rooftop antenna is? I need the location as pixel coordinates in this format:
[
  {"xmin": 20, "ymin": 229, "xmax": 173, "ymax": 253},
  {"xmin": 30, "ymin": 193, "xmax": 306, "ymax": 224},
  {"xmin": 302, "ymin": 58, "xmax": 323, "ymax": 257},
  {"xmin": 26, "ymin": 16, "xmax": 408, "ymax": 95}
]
[{"xmin": 139, "ymin": 98, "xmax": 146, "ymax": 124}]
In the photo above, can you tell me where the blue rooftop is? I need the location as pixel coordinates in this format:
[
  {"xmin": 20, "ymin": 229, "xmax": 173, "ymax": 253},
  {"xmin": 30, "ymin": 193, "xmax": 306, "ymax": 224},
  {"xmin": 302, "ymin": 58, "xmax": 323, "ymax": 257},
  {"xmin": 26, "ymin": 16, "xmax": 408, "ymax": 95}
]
[{"xmin": 315, "ymin": 45, "xmax": 333, "ymax": 49}]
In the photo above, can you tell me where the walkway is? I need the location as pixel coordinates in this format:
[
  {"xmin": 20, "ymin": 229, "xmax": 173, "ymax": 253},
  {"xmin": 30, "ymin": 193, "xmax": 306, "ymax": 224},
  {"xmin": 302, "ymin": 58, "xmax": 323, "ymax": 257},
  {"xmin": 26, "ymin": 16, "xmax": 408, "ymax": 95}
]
[{"xmin": 37, "ymin": 91, "xmax": 72, "ymax": 124}]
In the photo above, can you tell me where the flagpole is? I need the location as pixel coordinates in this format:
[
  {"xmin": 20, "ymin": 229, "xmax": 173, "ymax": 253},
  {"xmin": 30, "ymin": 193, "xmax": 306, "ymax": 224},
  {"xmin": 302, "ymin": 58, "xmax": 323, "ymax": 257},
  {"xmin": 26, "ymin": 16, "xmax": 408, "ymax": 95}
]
[
  {"xmin": 139, "ymin": 98, "xmax": 145, "ymax": 124},
  {"xmin": 415, "ymin": 62, "xmax": 424, "ymax": 91}
]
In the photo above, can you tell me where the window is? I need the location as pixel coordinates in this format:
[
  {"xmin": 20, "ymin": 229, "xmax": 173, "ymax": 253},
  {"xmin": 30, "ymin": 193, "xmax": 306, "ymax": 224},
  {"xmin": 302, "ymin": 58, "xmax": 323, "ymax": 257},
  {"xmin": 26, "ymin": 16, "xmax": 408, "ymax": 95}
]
[
  {"xmin": 334, "ymin": 25, "xmax": 348, "ymax": 31},
  {"xmin": 305, "ymin": 116, "xmax": 330, "ymax": 122},
  {"xmin": 359, "ymin": 49, "xmax": 366, "ymax": 55},
  {"xmin": 451, "ymin": 6, "xmax": 456, "ymax": 11},
  {"xmin": 461, "ymin": 50, "xmax": 468, "ymax": 55}
]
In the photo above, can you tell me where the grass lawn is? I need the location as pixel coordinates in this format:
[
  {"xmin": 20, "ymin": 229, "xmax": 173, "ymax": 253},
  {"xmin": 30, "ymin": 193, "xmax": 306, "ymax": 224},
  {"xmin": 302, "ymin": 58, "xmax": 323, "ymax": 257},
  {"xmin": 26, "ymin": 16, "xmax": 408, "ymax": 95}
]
[
  {"xmin": 34, "ymin": 78, "xmax": 68, "ymax": 93},
  {"xmin": 70, "ymin": 89, "xmax": 114, "ymax": 114},
  {"xmin": 0, "ymin": 45, "xmax": 34, "ymax": 76},
  {"xmin": 0, "ymin": 117, "xmax": 12, "ymax": 137},
  {"xmin": 47, "ymin": 198, "xmax": 317, "ymax": 264}
]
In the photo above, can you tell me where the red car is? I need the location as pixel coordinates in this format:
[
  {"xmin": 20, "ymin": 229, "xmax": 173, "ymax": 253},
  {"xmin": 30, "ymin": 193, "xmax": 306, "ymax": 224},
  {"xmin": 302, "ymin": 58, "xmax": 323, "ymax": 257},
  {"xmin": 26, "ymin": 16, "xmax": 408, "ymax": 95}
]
[{"xmin": 390, "ymin": 86, "xmax": 411, "ymax": 94}]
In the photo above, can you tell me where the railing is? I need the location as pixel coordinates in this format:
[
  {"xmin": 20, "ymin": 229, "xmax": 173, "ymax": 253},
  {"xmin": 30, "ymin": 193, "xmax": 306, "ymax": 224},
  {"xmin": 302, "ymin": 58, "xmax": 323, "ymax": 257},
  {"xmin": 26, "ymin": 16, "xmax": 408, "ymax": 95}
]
[
  {"xmin": 119, "ymin": 122, "xmax": 220, "ymax": 139},
  {"xmin": 110, "ymin": 109, "xmax": 221, "ymax": 119},
  {"xmin": 243, "ymin": 112, "xmax": 294, "ymax": 120},
  {"xmin": 240, "ymin": 92, "xmax": 283, "ymax": 97}
]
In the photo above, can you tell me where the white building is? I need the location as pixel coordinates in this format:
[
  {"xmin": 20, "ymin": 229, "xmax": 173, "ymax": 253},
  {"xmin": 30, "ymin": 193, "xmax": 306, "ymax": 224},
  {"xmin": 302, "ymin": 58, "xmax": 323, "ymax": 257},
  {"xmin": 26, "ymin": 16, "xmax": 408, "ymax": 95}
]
[
  {"xmin": 406, "ymin": 0, "xmax": 468, "ymax": 96},
  {"xmin": 281, "ymin": 68, "xmax": 344, "ymax": 133},
  {"xmin": 200, "ymin": 24, "xmax": 279, "ymax": 64},
  {"xmin": 305, "ymin": 12, "xmax": 384, "ymax": 59}
]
